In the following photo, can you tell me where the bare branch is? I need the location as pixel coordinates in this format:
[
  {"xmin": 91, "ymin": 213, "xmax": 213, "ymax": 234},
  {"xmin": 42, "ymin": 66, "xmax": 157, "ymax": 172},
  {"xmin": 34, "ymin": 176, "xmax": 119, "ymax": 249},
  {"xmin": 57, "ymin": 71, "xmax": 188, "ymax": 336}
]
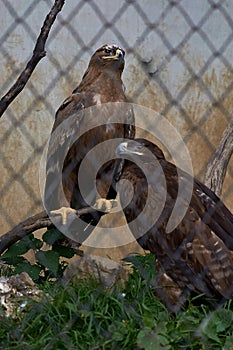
[
  {"xmin": 0, "ymin": 0, "xmax": 65, "ymax": 118},
  {"xmin": 204, "ymin": 117, "xmax": 233, "ymax": 196},
  {"xmin": 0, "ymin": 206, "xmax": 99, "ymax": 255}
]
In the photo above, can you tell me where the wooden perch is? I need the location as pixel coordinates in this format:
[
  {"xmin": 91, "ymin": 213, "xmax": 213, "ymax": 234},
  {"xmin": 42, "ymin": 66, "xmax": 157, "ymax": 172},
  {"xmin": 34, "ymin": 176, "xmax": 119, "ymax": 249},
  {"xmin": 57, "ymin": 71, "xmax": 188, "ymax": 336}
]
[
  {"xmin": 0, "ymin": 0, "xmax": 65, "ymax": 118},
  {"xmin": 204, "ymin": 117, "xmax": 233, "ymax": 197},
  {"xmin": 0, "ymin": 206, "xmax": 99, "ymax": 255}
]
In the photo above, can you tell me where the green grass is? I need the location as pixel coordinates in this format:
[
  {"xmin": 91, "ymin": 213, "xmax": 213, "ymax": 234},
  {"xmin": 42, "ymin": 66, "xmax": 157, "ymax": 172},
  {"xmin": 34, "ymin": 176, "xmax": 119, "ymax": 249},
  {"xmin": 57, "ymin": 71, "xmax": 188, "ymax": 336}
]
[{"xmin": 1, "ymin": 254, "xmax": 233, "ymax": 350}]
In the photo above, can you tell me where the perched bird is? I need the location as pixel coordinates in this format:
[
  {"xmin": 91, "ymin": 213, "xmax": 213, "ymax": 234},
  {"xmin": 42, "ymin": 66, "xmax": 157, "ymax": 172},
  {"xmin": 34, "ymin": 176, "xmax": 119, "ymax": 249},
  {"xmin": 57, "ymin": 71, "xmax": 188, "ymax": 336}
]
[
  {"xmin": 44, "ymin": 44, "xmax": 135, "ymax": 243},
  {"xmin": 116, "ymin": 138, "xmax": 233, "ymax": 311}
]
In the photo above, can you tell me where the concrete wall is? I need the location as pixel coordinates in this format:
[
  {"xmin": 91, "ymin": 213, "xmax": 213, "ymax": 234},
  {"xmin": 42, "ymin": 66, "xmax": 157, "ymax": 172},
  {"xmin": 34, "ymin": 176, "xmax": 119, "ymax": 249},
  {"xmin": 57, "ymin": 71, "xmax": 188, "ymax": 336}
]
[{"xmin": 1, "ymin": 1, "xmax": 233, "ymax": 258}]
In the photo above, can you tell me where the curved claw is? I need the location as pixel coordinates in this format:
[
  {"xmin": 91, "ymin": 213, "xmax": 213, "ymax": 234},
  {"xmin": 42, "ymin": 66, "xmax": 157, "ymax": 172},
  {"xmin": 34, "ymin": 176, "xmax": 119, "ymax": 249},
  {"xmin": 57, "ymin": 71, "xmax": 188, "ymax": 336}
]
[
  {"xmin": 94, "ymin": 199, "xmax": 118, "ymax": 213},
  {"xmin": 50, "ymin": 207, "xmax": 77, "ymax": 225}
]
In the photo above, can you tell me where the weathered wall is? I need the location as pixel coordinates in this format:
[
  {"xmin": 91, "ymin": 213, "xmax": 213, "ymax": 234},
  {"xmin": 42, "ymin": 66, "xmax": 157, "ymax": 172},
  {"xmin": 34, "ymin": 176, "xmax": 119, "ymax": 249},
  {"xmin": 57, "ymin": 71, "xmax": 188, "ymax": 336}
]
[{"xmin": 1, "ymin": 1, "xmax": 232, "ymax": 259}]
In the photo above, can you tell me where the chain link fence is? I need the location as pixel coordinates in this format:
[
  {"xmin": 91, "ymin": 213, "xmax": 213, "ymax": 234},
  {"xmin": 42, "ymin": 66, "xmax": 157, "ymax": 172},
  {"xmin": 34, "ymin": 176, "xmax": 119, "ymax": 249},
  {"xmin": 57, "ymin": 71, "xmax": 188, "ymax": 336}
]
[
  {"xmin": 1, "ymin": 0, "xmax": 233, "ymax": 338},
  {"xmin": 1, "ymin": 1, "xmax": 233, "ymax": 233}
]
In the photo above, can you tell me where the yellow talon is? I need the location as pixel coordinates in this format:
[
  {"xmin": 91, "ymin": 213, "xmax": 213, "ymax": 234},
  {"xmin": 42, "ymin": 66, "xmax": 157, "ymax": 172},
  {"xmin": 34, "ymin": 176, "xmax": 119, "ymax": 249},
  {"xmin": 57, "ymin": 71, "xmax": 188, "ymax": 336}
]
[
  {"xmin": 50, "ymin": 207, "xmax": 77, "ymax": 225},
  {"xmin": 94, "ymin": 199, "xmax": 118, "ymax": 213}
]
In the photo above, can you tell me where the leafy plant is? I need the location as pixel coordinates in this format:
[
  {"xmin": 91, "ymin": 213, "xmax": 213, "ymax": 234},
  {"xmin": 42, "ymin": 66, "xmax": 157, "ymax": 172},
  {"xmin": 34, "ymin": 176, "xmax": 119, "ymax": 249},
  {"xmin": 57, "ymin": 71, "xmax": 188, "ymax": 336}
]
[
  {"xmin": 0, "ymin": 228, "xmax": 79, "ymax": 281},
  {"xmin": 137, "ymin": 324, "xmax": 171, "ymax": 350},
  {"xmin": 201, "ymin": 309, "xmax": 233, "ymax": 347},
  {"xmin": 0, "ymin": 253, "xmax": 233, "ymax": 349},
  {"xmin": 124, "ymin": 252, "xmax": 156, "ymax": 283}
]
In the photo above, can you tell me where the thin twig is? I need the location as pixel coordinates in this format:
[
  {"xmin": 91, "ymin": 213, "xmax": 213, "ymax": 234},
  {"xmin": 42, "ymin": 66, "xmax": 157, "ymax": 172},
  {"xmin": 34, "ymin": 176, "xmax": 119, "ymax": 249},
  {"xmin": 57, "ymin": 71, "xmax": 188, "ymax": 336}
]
[{"xmin": 0, "ymin": 0, "xmax": 65, "ymax": 118}]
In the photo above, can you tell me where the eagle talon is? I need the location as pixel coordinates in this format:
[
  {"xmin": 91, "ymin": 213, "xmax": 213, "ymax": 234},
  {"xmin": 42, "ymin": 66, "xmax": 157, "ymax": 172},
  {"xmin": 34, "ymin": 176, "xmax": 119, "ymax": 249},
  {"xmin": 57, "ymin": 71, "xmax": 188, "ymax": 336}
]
[
  {"xmin": 94, "ymin": 199, "xmax": 118, "ymax": 213},
  {"xmin": 50, "ymin": 207, "xmax": 77, "ymax": 225}
]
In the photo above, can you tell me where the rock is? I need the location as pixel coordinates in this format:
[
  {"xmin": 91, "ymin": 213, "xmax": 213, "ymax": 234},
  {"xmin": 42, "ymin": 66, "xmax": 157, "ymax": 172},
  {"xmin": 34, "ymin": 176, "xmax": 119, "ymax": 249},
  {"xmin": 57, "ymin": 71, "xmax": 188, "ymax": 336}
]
[
  {"xmin": 8, "ymin": 272, "xmax": 35, "ymax": 290},
  {"xmin": 0, "ymin": 272, "xmax": 42, "ymax": 317},
  {"xmin": 63, "ymin": 254, "xmax": 128, "ymax": 288}
]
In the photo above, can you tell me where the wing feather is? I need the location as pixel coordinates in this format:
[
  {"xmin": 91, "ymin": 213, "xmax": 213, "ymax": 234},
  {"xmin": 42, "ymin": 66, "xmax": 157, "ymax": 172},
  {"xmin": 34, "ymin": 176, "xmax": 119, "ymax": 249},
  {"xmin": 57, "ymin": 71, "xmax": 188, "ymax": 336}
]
[
  {"xmin": 118, "ymin": 138, "xmax": 233, "ymax": 309},
  {"xmin": 45, "ymin": 93, "xmax": 85, "ymax": 210}
]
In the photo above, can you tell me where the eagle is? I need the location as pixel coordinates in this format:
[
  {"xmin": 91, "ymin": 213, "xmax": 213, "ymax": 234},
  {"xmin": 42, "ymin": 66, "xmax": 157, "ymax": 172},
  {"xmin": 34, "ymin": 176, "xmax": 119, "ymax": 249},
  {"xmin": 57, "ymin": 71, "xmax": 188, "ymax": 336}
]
[
  {"xmin": 44, "ymin": 44, "xmax": 135, "ymax": 244},
  {"xmin": 115, "ymin": 138, "xmax": 233, "ymax": 311}
]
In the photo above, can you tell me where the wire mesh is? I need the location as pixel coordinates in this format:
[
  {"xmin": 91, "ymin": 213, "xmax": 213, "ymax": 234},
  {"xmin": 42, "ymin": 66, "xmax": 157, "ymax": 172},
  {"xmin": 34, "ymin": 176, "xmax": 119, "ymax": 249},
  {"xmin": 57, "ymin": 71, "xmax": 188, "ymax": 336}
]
[{"xmin": 0, "ymin": 0, "xmax": 233, "ymax": 343}]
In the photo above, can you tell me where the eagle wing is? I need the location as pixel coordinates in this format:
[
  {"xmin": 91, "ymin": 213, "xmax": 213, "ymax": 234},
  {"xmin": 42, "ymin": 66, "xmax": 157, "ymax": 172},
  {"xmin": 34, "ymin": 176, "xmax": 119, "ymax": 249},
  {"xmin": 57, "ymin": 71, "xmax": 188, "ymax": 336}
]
[
  {"xmin": 116, "ymin": 139, "xmax": 233, "ymax": 310},
  {"xmin": 45, "ymin": 92, "xmax": 85, "ymax": 212},
  {"xmin": 194, "ymin": 180, "xmax": 233, "ymax": 249},
  {"xmin": 152, "ymin": 161, "xmax": 233, "ymax": 300}
]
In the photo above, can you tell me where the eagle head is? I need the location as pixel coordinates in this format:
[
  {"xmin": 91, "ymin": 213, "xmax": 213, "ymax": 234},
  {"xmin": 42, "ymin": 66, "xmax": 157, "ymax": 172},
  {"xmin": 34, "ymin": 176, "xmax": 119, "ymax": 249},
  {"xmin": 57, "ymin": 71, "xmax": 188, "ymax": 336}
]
[
  {"xmin": 116, "ymin": 139, "xmax": 165, "ymax": 161},
  {"xmin": 90, "ymin": 44, "xmax": 125, "ymax": 72}
]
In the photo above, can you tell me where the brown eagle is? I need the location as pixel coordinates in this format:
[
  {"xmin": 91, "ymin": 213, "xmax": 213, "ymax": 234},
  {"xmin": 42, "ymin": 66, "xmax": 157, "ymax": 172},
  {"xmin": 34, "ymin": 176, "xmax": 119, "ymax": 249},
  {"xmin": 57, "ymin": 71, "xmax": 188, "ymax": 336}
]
[
  {"xmin": 116, "ymin": 138, "xmax": 233, "ymax": 311},
  {"xmin": 44, "ymin": 44, "xmax": 135, "ymax": 243}
]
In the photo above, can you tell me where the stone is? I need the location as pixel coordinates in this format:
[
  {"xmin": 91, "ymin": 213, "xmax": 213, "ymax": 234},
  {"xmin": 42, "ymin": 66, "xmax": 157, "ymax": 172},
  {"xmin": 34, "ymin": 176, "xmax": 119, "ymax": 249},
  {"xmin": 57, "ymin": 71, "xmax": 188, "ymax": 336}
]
[{"xmin": 63, "ymin": 254, "xmax": 128, "ymax": 288}]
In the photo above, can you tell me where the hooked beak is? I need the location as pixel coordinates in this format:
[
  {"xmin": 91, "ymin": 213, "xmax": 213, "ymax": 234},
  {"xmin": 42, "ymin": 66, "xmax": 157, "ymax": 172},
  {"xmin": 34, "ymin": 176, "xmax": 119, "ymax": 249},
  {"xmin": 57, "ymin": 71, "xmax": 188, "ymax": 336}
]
[
  {"xmin": 116, "ymin": 141, "xmax": 144, "ymax": 157},
  {"xmin": 103, "ymin": 48, "xmax": 124, "ymax": 61},
  {"xmin": 115, "ymin": 142, "xmax": 128, "ymax": 156}
]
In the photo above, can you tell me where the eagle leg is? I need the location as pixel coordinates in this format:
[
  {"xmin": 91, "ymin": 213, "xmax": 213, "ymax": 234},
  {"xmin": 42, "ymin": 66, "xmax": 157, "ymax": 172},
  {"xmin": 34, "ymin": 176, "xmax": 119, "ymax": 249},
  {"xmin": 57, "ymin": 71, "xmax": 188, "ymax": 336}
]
[
  {"xmin": 50, "ymin": 207, "xmax": 77, "ymax": 225},
  {"xmin": 94, "ymin": 198, "xmax": 118, "ymax": 213}
]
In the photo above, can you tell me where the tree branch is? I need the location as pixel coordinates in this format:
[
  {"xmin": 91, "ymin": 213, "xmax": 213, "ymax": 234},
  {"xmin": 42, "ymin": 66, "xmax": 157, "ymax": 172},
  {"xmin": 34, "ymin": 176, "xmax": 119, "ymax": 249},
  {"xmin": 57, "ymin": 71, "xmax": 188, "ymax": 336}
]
[
  {"xmin": 0, "ymin": 0, "xmax": 65, "ymax": 118},
  {"xmin": 0, "ymin": 206, "xmax": 99, "ymax": 255},
  {"xmin": 204, "ymin": 117, "xmax": 233, "ymax": 196}
]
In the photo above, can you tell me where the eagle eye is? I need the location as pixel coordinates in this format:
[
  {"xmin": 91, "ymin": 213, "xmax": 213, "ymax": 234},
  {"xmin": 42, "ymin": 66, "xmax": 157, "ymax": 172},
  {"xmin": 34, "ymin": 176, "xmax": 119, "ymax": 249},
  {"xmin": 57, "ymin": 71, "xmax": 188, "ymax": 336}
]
[
  {"xmin": 136, "ymin": 144, "xmax": 144, "ymax": 150},
  {"xmin": 104, "ymin": 48, "xmax": 111, "ymax": 54}
]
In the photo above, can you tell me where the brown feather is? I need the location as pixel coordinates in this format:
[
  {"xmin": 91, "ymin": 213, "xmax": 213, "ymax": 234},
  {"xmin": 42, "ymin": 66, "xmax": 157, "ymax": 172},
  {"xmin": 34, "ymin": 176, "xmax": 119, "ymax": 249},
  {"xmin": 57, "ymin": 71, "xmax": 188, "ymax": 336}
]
[
  {"xmin": 116, "ymin": 138, "xmax": 233, "ymax": 311},
  {"xmin": 45, "ymin": 45, "xmax": 135, "ymax": 243}
]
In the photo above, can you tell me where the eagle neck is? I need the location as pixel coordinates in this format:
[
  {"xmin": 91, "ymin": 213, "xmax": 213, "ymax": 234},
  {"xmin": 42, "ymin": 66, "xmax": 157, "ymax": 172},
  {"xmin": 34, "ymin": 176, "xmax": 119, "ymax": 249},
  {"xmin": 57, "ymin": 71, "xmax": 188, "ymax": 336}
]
[{"xmin": 79, "ymin": 66, "xmax": 124, "ymax": 95}]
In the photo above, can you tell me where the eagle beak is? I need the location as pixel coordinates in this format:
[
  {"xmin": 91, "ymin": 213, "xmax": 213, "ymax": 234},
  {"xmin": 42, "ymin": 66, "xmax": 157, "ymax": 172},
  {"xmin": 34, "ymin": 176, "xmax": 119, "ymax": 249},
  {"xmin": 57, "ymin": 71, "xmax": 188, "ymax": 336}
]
[
  {"xmin": 116, "ymin": 141, "xmax": 143, "ymax": 157},
  {"xmin": 103, "ymin": 49, "xmax": 124, "ymax": 61},
  {"xmin": 114, "ymin": 49, "xmax": 124, "ymax": 60},
  {"xmin": 116, "ymin": 142, "xmax": 128, "ymax": 156}
]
